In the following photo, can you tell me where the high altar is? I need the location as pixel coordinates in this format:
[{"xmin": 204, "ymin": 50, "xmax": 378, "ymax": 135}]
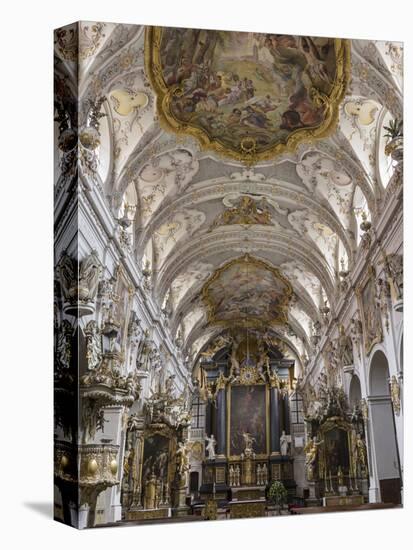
[{"xmin": 199, "ymin": 335, "xmax": 296, "ymax": 517}]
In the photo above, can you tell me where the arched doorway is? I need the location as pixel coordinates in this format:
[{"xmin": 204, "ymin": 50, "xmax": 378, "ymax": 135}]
[{"xmin": 368, "ymin": 350, "xmax": 401, "ymax": 504}]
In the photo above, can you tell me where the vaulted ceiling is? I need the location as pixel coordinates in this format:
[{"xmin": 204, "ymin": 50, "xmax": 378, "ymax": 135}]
[{"xmin": 62, "ymin": 22, "xmax": 403, "ymax": 374}]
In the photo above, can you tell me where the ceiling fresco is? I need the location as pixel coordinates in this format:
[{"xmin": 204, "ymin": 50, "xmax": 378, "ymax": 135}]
[
  {"xmin": 55, "ymin": 22, "xmax": 403, "ymax": 371},
  {"xmin": 145, "ymin": 27, "xmax": 350, "ymax": 162},
  {"xmin": 201, "ymin": 255, "xmax": 293, "ymax": 329}
]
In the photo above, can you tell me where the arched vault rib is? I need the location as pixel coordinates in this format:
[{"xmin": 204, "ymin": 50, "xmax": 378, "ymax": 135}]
[
  {"xmin": 291, "ymin": 139, "xmax": 376, "ymax": 216},
  {"xmin": 351, "ymin": 48, "xmax": 402, "ymax": 119},
  {"xmin": 137, "ymin": 178, "xmax": 353, "ymax": 264},
  {"xmin": 352, "ymin": 41, "xmax": 403, "ymax": 110},
  {"xmin": 80, "ymin": 24, "xmax": 145, "ymax": 100},
  {"xmin": 116, "ymin": 136, "xmax": 201, "ymax": 210},
  {"xmin": 156, "ymin": 230, "xmax": 336, "ymax": 309}
]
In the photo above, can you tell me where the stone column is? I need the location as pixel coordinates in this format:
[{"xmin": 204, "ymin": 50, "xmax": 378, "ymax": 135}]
[
  {"xmin": 283, "ymin": 394, "xmax": 290, "ymax": 435},
  {"xmin": 270, "ymin": 387, "xmax": 281, "ymax": 454},
  {"xmin": 216, "ymin": 388, "xmax": 226, "ymax": 457},
  {"xmin": 105, "ymin": 405, "xmax": 125, "ymax": 523},
  {"xmin": 205, "ymin": 401, "xmax": 212, "ymax": 442}
]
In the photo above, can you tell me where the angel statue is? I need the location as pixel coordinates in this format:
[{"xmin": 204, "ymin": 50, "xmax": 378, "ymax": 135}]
[
  {"xmin": 176, "ymin": 441, "xmax": 190, "ymax": 477},
  {"xmin": 355, "ymin": 432, "xmax": 368, "ymax": 475},
  {"xmin": 229, "ymin": 345, "xmax": 240, "ymax": 378},
  {"xmin": 304, "ymin": 435, "xmax": 324, "ymax": 481},
  {"xmin": 205, "ymin": 434, "xmax": 217, "ymax": 460},
  {"xmin": 256, "ymin": 341, "xmax": 270, "ymax": 382}
]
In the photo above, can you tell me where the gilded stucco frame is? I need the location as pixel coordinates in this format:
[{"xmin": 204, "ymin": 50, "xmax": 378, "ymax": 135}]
[
  {"xmin": 145, "ymin": 27, "xmax": 351, "ymax": 164},
  {"xmin": 201, "ymin": 254, "xmax": 293, "ymax": 329}
]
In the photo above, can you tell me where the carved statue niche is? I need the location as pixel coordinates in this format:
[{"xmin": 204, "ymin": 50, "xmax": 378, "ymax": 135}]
[
  {"xmin": 55, "ymin": 319, "xmax": 74, "ymax": 373},
  {"xmin": 337, "ymin": 325, "xmax": 354, "ymax": 368},
  {"xmin": 54, "ymin": 319, "xmax": 76, "ymax": 438},
  {"xmin": 311, "ymin": 321, "xmax": 321, "ymax": 348},
  {"xmin": 324, "ymin": 341, "xmax": 342, "ymax": 387},
  {"xmin": 127, "ymin": 313, "xmax": 144, "ymax": 370},
  {"xmin": 57, "ymin": 250, "xmax": 102, "ymax": 316},
  {"xmin": 377, "ymin": 277, "xmax": 391, "ymax": 332},
  {"xmin": 85, "ymin": 320, "xmax": 102, "ymax": 370},
  {"xmin": 350, "ymin": 315, "xmax": 363, "ymax": 359},
  {"xmin": 383, "ymin": 253, "xmax": 403, "ymax": 306},
  {"xmin": 80, "ymin": 399, "xmax": 108, "ymax": 443}
]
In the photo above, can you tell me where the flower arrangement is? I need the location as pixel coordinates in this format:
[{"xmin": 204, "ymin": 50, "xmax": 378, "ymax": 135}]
[{"xmin": 268, "ymin": 480, "xmax": 288, "ymax": 507}]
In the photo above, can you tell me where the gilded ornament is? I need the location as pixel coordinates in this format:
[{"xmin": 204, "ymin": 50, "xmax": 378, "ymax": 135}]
[
  {"xmin": 238, "ymin": 365, "xmax": 261, "ymax": 385},
  {"xmin": 110, "ymin": 459, "xmax": 118, "ymax": 475},
  {"xmin": 87, "ymin": 458, "xmax": 98, "ymax": 475},
  {"xmin": 210, "ymin": 195, "xmax": 274, "ymax": 229}
]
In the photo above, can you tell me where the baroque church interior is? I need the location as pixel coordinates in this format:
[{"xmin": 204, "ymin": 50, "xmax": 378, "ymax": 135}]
[{"xmin": 53, "ymin": 22, "xmax": 403, "ymax": 528}]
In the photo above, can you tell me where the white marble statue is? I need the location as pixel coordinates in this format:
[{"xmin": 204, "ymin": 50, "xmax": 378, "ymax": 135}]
[
  {"xmin": 205, "ymin": 434, "xmax": 217, "ymax": 460},
  {"xmin": 280, "ymin": 430, "xmax": 289, "ymax": 456}
]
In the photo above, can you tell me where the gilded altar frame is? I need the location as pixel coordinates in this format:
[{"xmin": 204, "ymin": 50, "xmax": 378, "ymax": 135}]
[
  {"xmin": 317, "ymin": 416, "xmax": 355, "ymax": 480},
  {"xmin": 226, "ymin": 381, "xmax": 270, "ymax": 460},
  {"xmin": 138, "ymin": 424, "xmax": 178, "ymax": 501},
  {"xmin": 145, "ymin": 27, "xmax": 351, "ymax": 164}
]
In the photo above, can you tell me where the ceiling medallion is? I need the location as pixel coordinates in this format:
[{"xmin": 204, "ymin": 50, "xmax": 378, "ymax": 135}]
[
  {"xmin": 145, "ymin": 27, "xmax": 350, "ymax": 164},
  {"xmin": 210, "ymin": 195, "xmax": 273, "ymax": 229},
  {"xmin": 201, "ymin": 254, "xmax": 293, "ymax": 329}
]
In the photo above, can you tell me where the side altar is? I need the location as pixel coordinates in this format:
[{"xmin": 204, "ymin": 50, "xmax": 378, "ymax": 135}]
[
  {"xmin": 299, "ymin": 373, "xmax": 370, "ymax": 507},
  {"xmin": 121, "ymin": 375, "xmax": 193, "ymax": 521}
]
